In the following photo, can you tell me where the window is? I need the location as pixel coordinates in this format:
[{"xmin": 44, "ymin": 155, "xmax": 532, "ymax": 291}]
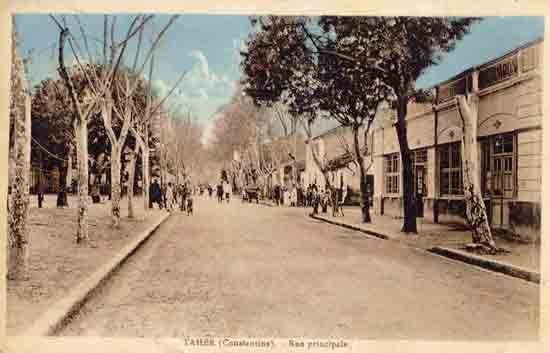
[
  {"xmin": 481, "ymin": 133, "xmax": 515, "ymax": 198},
  {"xmin": 439, "ymin": 142, "xmax": 463, "ymax": 196},
  {"xmin": 385, "ymin": 154, "xmax": 400, "ymax": 194}
]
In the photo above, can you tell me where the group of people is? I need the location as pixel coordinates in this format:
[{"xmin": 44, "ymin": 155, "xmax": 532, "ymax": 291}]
[
  {"xmin": 215, "ymin": 180, "xmax": 233, "ymax": 203},
  {"xmin": 149, "ymin": 178, "xmax": 194, "ymax": 215},
  {"xmin": 269, "ymin": 182, "xmax": 347, "ymax": 217}
]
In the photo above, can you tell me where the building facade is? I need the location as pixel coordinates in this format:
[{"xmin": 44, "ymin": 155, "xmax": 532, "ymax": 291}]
[
  {"xmin": 304, "ymin": 125, "xmax": 374, "ymax": 205},
  {"xmin": 371, "ymin": 38, "xmax": 543, "ymax": 241}
]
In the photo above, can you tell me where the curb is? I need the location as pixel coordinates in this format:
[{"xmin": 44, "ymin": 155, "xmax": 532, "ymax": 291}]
[
  {"xmin": 310, "ymin": 214, "xmax": 539, "ymax": 284},
  {"xmin": 309, "ymin": 214, "xmax": 389, "ymax": 240},
  {"xmin": 429, "ymin": 246, "xmax": 540, "ymax": 284},
  {"xmin": 23, "ymin": 212, "xmax": 172, "ymax": 336}
]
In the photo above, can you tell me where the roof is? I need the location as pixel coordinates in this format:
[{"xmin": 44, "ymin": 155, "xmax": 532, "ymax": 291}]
[{"xmin": 426, "ymin": 37, "xmax": 543, "ymax": 90}]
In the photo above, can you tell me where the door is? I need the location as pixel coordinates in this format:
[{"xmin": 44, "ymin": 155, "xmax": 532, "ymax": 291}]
[{"xmin": 414, "ymin": 165, "xmax": 426, "ymax": 217}]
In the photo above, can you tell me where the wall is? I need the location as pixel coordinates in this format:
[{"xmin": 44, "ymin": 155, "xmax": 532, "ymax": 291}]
[{"xmin": 371, "ymin": 40, "xmax": 543, "ymax": 241}]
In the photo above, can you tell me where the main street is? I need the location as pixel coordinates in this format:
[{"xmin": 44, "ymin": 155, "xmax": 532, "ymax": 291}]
[{"xmin": 60, "ymin": 197, "xmax": 539, "ymax": 340}]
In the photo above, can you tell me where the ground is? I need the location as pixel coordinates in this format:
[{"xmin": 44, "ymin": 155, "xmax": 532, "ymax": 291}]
[
  {"xmin": 7, "ymin": 195, "xmax": 165, "ymax": 335},
  {"xmin": 58, "ymin": 196, "xmax": 539, "ymax": 340},
  {"xmin": 315, "ymin": 206, "xmax": 540, "ymax": 271}
]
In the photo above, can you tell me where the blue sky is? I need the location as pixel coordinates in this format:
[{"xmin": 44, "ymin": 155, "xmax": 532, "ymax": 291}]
[{"xmin": 14, "ymin": 15, "xmax": 544, "ymax": 137}]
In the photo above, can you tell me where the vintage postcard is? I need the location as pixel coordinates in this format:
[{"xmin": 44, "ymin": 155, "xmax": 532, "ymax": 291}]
[{"xmin": 2, "ymin": 0, "xmax": 549, "ymax": 352}]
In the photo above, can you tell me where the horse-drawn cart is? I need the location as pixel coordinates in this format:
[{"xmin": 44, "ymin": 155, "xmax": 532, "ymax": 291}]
[{"xmin": 243, "ymin": 186, "xmax": 260, "ymax": 203}]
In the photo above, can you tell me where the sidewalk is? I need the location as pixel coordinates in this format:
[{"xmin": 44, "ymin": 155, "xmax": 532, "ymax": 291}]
[
  {"xmin": 311, "ymin": 206, "xmax": 540, "ymax": 275},
  {"xmin": 7, "ymin": 195, "xmax": 167, "ymax": 335}
]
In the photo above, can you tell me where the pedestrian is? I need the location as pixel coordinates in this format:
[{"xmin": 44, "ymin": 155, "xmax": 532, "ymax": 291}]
[
  {"xmin": 91, "ymin": 181, "xmax": 101, "ymax": 204},
  {"xmin": 321, "ymin": 189, "xmax": 330, "ymax": 213},
  {"xmin": 273, "ymin": 184, "xmax": 280, "ymax": 206},
  {"xmin": 36, "ymin": 181, "xmax": 45, "ymax": 208},
  {"xmin": 217, "ymin": 182, "xmax": 224, "ymax": 203},
  {"xmin": 290, "ymin": 185, "xmax": 297, "ymax": 207},
  {"xmin": 149, "ymin": 178, "xmax": 162, "ymax": 209},
  {"xmin": 166, "ymin": 182, "xmax": 175, "ymax": 212},
  {"xmin": 57, "ymin": 185, "xmax": 68, "ymax": 208},
  {"xmin": 224, "ymin": 180, "xmax": 231, "ymax": 203},
  {"xmin": 186, "ymin": 194, "xmax": 194, "ymax": 215},
  {"xmin": 312, "ymin": 188, "xmax": 320, "ymax": 215}
]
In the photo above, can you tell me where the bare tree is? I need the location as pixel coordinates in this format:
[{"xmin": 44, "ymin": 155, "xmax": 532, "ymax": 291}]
[{"xmin": 51, "ymin": 13, "xmax": 158, "ymax": 240}]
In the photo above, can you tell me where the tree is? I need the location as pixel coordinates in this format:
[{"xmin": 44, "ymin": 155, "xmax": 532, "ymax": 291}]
[
  {"xmin": 8, "ymin": 27, "xmax": 32, "ymax": 280},
  {"xmin": 100, "ymin": 15, "xmax": 179, "ymax": 227},
  {"xmin": 241, "ymin": 16, "xmax": 391, "ymax": 222},
  {"xmin": 457, "ymin": 91, "xmax": 497, "ymax": 253},
  {"xmin": 52, "ymin": 13, "xmax": 147, "ymax": 242},
  {"xmin": 126, "ymin": 37, "xmax": 188, "ymax": 215},
  {"xmin": 348, "ymin": 17, "xmax": 480, "ymax": 232}
]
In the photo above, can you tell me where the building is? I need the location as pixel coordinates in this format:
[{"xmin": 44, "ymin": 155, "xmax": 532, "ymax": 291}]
[
  {"xmin": 303, "ymin": 38, "xmax": 542, "ymax": 240},
  {"xmin": 304, "ymin": 125, "xmax": 374, "ymax": 205},
  {"xmin": 370, "ymin": 38, "xmax": 543, "ymax": 241}
]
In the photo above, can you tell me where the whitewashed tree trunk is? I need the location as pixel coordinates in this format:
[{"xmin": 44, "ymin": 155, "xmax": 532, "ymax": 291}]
[
  {"xmin": 110, "ymin": 146, "xmax": 122, "ymax": 227},
  {"xmin": 75, "ymin": 119, "xmax": 90, "ymax": 243},
  {"xmin": 127, "ymin": 146, "xmax": 138, "ymax": 219},
  {"xmin": 7, "ymin": 36, "xmax": 32, "ymax": 279},
  {"xmin": 131, "ymin": 125, "xmax": 150, "ymax": 211},
  {"xmin": 352, "ymin": 126, "xmax": 372, "ymax": 223},
  {"xmin": 142, "ymin": 145, "xmax": 150, "ymax": 210},
  {"xmin": 457, "ymin": 94, "xmax": 497, "ymax": 252}
]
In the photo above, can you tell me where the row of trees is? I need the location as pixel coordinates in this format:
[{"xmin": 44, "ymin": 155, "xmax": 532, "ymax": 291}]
[
  {"xmin": 239, "ymin": 16, "xmax": 497, "ymax": 252},
  {"xmin": 7, "ymin": 15, "xmax": 200, "ymax": 280},
  {"xmin": 209, "ymin": 86, "xmax": 302, "ymax": 194}
]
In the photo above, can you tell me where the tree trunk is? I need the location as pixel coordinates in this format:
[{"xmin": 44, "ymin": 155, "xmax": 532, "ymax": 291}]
[
  {"xmin": 457, "ymin": 95, "xmax": 497, "ymax": 252},
  {"xmin": 57, "ymin": 161, "xmax": 69, "ymax": 207},
  {"xmin": 352, "ymin": 126, "xmax": 371, "ymax": 223},
  {"xmin": 75, "ymin": 119, "xmax": 90, "ymax": 243},
  {"xmin": 66, "ymin": 145, "xmax": 73, "ymax": 191},
  {"xmin": 127, "ymin": 148, "xmax": 138, "ymax": 219},
  {"xmin": 395, "ymin": 96, "xmax": 417, "ymax": 233},
  {"xmin": 7, "ymin": 50, "xmax": 32, "ymax": 280},
  {"xmin": 309, "ymin": 138, "xmax": 335, "ymax": 212},
  {"xmin": 110, "ymin": 146, "xmax": 122, "ymax": 227},
  {"xmin": 142, "ymin": 145, "xmax": 150, "ymax": 210}
]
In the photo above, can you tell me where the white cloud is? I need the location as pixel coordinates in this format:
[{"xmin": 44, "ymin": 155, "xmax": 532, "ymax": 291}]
[
  {"xmin": 189, "ymin": 49, "xmax": 210, "ymax": 79},
  {"xmin": 151, "ymin": 49, "xmax": 239, "ymax": 124},
  {"xmin": 152, "ymin": 79, "xmax": 170, "ymax": 98}
]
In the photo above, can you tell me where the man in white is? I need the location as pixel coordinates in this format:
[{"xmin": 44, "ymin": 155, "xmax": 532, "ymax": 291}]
[
  {"xmin": 290, "ymin": 185, "xmax": 297, "ymax": 207},
  {"xmin": 223, "ymin": 180, "xmax": 232, "ymax": 203},
  {"xmin": 165, "ymin": 182, "xmax": 175, "ymax": 212}
]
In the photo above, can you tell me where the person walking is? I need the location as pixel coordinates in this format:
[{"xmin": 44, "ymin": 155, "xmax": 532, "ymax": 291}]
[
  {"xmin": 149, "ymin": 178, "xmax": 162, "ymax": 209},
  {"xmin": 312, "ymin": 188, "xmax": 320, "ymax": 215},
  {"xmin": 224, "ymin": 180, "xmax": 232, "ymax": 203},
  {"xmin": 321, "ymin": 189, "xmax": 330, "ymax": 213},
  {"xmin": 290, "ymin": 185, "xmax": 297, "ymax": 207},
  {"xmin": 217, "ymin": 182, "xmax": 224, "ymax": 203},
  {"xmin": 180, "ymin": 183, "xmax": 191, "ymax": 212},
  {"xmin": 165, "ymin": 182, "xmax": 175, "ymax": 212},
  {"xmin": 36, "ymin": 181, "xmax": 45, "ymax": 208},
  {"xmin": 273, "ymin": 184, "xmax": 280, "ymax": 206},
  {"xmin": 91, "ymin": 180, "xmax": 101, "ymax": 204}
]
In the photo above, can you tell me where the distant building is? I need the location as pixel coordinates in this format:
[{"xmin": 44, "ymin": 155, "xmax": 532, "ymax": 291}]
[{"xmin": 304, "ymin": 125, "xmax": 373, "ymax": 205}]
